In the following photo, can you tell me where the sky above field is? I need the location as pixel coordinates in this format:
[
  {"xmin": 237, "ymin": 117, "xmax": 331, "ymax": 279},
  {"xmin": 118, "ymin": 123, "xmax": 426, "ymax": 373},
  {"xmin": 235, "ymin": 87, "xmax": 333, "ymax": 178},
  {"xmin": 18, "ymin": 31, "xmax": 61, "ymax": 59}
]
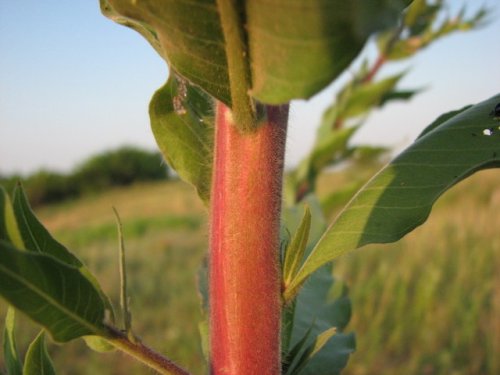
[{"xmin": 1, "ymin": 1, "xmax": 499, "ymax": 175}]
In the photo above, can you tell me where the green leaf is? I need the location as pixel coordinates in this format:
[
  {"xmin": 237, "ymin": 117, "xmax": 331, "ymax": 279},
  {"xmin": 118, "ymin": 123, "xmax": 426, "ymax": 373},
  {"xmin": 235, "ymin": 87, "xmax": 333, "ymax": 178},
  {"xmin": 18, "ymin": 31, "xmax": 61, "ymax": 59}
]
[
  {"xmin": 100, "ymin": 0, "xmax": 230, "ymax": 105},
  {"xmin": 281, "ymin": 200, "xmax": 355, "ymax": 374},
  {"xmin": 320, "ymin": 180, "xmax": 365, "ymax": 219},
  {"xmin": 335, "ymin": 73, "xmax": 406, "ymax": 121},
  {"xmin": 417, "ymin": 105, "xmax": 472, "ymax": 139},
  {"xmin": 0, "ymin": 241, "xmax": 108, "ymax": 342},
  {"xmin": 3, "ymin": 308, "xmax": 22, "ymax": 375},
  {"xmin": 286, "ymin": 265, "xmax": 355, "ymax": 375},
  {"xmin": 12, "ymin": 186, "xmax": 84, "ymax": 267},
  {"xmin": 22, "ymin": 332, "xmax": 55, "ymax": 375},
  {"xmin": 286, "ymin": 93, "xmax": 500, "ymax": 299},
  {"xmin": 102, "ymin": 0, "xmax": 409, "ymax": 106},
  {"xmin": 282, "ymin": 324, "xmax": 313, "ymax": 375},
  {"xmin": 0, "ymin": 186, "xmax": 24, "ymax": 249},
  {"xmin": 379, "ymin": 89, "xmax": 422, "ymax": 107},
  {"xmin": 247, "ymin": 0, "xmax": 411, "ymax": 103},
  {"xmin": 283, "ymin": 207, "xmax": 311, "ymax": 287},
  {"xmin": 11, "ymin": 185, "xmax": 115, "ymax": 324},
  {"xmin": 290, "ymin": 126, "xmax": 359, "ymax": 202},
  {"xmin": 288, "ymin": 327, "xmax": 337, "ymax": 375},
  {"xmin": 150, "ymin": 77, "xmax": 214, "ymax": 204}
]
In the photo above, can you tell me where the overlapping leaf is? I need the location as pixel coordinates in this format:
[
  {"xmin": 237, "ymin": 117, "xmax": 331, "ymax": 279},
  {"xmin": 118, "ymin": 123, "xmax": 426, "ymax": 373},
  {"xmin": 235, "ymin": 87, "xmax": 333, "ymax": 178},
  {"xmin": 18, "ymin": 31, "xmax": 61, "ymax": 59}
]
[
  {"xmin": 285, "ymin": 93, "xmax": 500, "ymax": 299},
  {"xmin": 102, "ymin": 0, "xmax": 410, "ymax": 106},
  {"xmin": 149, "ymin": 76, "xmax": 214, "ymax": 204}
]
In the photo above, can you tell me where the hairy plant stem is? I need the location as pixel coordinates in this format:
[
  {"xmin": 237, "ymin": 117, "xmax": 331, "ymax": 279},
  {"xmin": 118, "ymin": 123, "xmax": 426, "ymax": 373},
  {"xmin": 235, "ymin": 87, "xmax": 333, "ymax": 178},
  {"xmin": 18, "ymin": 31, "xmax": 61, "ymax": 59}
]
[
  {"xmin": 106, "ymin": 326, "xmax": 191, "ymax": 375},
  {"xmin": 209, "ymin": 101, "xmax": 289, "ymax": 375}
]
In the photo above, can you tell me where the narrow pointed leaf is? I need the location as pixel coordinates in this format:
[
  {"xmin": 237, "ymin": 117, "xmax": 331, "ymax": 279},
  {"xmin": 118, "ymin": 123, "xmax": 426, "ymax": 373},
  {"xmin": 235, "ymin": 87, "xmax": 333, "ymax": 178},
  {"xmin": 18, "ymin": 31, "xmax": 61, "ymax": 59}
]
[
  {"xmin": 150, "ymin": 77, "xmax": 214, "ymax": 204},
  {"xmin": 286, "ymin": 93, "xmax": 500, "ymax": 298},
  {"xmin": 23, "ymin": 332, "xmax": 56, "ymax": 375},
  {"xmin": 0, "ymin": 241, "xmax": 108, "ymax": 342},
  {"xmin": 3, "ymin": 308, "xmax": 23, "ymax": 375},
  {"xmin": 283, "ymin": 207, "xmax": 311, "ymax": 286}
]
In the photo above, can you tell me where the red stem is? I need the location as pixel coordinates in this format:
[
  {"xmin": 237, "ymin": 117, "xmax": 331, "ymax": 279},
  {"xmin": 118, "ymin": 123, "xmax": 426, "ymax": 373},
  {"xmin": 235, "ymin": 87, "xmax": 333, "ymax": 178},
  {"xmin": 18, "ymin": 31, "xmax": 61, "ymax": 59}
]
[{"xmin": 209, "ymin": 102, "xmax": 288, "ymax": 375}]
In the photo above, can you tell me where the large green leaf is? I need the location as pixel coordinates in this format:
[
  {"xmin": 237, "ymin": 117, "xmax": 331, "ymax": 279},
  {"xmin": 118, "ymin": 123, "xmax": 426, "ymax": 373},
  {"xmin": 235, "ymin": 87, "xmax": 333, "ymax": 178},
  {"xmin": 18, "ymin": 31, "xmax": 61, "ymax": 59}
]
[
  {"xmin": 247, "ymin": 0, "xmax": 412, "ymax": 103},
  {"xmin": 0, "ymin": 241, "xmax": 108, "ymax": 342},
  {"xmin": 102, "ymin": 0, "xmax": 410, "ymax": 107},
  {"xmin": 23, "ymin": 332, "xmax": 56, "ymax": 375},
  {"xmin": 149, "ymin": 76, "xmax": 214, "ymax": 204},
  {"xmin": 285, "ymin": 93, "xmax": 500, "ymax": 299}
]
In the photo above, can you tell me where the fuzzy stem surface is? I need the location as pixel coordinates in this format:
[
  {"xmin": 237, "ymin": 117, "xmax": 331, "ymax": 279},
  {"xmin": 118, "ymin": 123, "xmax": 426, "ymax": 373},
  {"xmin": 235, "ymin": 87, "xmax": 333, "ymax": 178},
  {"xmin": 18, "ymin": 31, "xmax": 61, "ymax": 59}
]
[{"xmin": 209, "ymin": 101, "xmax": 288, "ymax": 375}]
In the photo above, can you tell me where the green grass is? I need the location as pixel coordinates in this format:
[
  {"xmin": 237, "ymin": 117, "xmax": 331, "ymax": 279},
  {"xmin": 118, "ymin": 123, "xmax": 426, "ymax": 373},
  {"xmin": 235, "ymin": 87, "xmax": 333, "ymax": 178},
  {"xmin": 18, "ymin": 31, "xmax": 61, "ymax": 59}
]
[{"xmin": 1, "ymin": 171, "xmax": 499, "ymax": 375}]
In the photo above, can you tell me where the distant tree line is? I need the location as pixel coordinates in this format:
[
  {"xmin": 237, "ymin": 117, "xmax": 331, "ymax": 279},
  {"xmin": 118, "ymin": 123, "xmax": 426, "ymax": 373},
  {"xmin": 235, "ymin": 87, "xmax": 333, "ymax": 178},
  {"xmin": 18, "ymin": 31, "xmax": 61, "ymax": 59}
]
[{"xmin": 0, "ymin": 146, "xmax": 169, "ymax": 206}]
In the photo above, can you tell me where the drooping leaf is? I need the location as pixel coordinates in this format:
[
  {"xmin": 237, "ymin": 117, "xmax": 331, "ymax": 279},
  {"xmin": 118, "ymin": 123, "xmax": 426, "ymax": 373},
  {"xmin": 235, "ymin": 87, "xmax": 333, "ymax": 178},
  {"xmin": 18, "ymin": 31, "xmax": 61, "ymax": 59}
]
[
  {"xmin": 22, "ymin": 332, "xmax": 56, "ymax": 375},
  {"xmin": 3, "ymin": 308, "xmax": 23, "ymax": 375},
  {"xmin": 11, "ymin": 185, "xmax": 115, "ymax": 325},
  {"xmin": 0, "ymin": 241, "xmax": 108, "ymax": 342},
  {"xmin": 150, "ymin": 76, "xmax": 214, "ymax": 204},
  {"xmin": 285, "ymin": 93, "xmax": 500, "ymax": 299},
  {"xmin": 247, "ymin": 0, "xmax": 412, "ymax": 103}
]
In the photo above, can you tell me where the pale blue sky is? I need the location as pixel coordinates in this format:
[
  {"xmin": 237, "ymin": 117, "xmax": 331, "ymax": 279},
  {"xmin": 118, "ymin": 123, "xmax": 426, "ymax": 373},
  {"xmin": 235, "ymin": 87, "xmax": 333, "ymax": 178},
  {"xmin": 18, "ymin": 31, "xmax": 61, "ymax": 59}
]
[{"xmin": 1, "ymin": 1, "xmax": 499, "ymax": 175}]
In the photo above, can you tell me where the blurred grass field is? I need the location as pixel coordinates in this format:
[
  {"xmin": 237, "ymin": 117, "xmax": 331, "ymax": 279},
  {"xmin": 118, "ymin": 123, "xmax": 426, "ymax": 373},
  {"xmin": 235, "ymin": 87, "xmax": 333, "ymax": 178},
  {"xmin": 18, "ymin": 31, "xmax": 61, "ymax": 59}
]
[{"xmin": 1, "ymin": 168, "xmax": 499, "ymax": 375}]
